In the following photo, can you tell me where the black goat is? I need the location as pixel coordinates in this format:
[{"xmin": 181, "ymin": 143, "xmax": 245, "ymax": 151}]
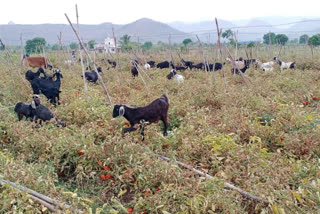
[
  {"xmin": 156, "ymin": 61, "xmax": 170, "ymax": 69},
  {"xmin": 107, "ymin": 59, "xmax": 117, "ymax": 68},
  {"xmin": 147, "ymin": 61, "xmax": 155, "ymax": 68},
  {"xmin": 25, "ymin": 68, "xmax": 46, "ymax": 82},
  {"xmin": 181, "ymin": 59, "xmax": 193, "ymax": 69},
  {"xmin": 32, "ymin": 96, "xmax": 65, "ymax": 126},
  {"xmin": 14, "ymin": 100, "xmax": 37, "ymax": 121},
  {"xmin": 204, "ymin": 63, "xmax": 224, "ymax": 72},
  {"xmin": 30, "ymin": 69, "xmax": 63, "ymax": 105},
  {"xmin": 83, "ymin": 67, "xmax": 102, "ymax": 83},
  {"xmin": 112, "ymin": 94, "xmax": 169, "ymax": 140},
  {"xmin": 190, "ymin": 63, "xmax": 203, "ymax": 70}
]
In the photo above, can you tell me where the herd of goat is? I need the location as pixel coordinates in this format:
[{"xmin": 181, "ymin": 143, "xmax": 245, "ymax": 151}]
[{"xmin": 14, "ymin": 55, "xmax": 296, "ymax": 138}]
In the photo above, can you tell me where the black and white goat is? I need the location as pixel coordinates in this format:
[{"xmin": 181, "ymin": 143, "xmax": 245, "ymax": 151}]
[
  {"xmin": 167, "ymin": 69, "xmax": 184, "ymax": 83},
  {"xmin": 131, "ymin": 60, "xmax": 139, "ymax": 77},
  {"xmin": 226, "ymin": 58, "xmax": 249, "ymax": 74},
  {"xmin": 112, "ymin": 94, "xmax": 169, "ymax": 140},
  {"xmin": 147, "ymin": 61, "xmax": 155, "ymax": 68},
  {"xmin": 274, "ymin": 57, "xmax": 295, "ymax": 70}
]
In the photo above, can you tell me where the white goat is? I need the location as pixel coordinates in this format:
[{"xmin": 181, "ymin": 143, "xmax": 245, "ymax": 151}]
[
  {"xmin": 274, "ymin": 57, "xmax": 295, "ymax": 70},
  {"xmin": 260, "ymin": 61, "xmax": 274, "ymax": 71}
]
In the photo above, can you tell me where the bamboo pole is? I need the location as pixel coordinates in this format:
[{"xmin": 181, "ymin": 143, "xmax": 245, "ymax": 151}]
[
  {"xmin": 168, "ymin": 34, "xmax": 175, "ymax": 66},
  {"xmin": 65, "ymin": 13, "xmax": 112, "ymax": 105},
  {"xmin": 112, "ymin": 27, "xmax": 121, "ymax": 72},
  {"xmin": 214, "ymin": 18, "xmax": 229, "ymax": 93},
  {"xmin": 0, "ymin": 179, "xmax": 83, "ymax": 212},
  {"xmin": 75, "ymin": 4, "xmax": 89, "ymax": 102},
  {"xmin": 20, "ymin": 33, "xmax": 24, "ymax": 65},
  {"xmin": 196, "ymin": 35, "xmax": 209, "ymax": 73}
]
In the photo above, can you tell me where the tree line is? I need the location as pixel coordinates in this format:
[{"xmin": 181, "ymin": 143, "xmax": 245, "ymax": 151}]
[{"xmin": 21, "ymin": 31, "xmax": 320, "ymax": 54}]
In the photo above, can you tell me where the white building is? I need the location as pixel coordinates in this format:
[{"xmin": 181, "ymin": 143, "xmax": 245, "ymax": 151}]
[{"xmin": 94, "ymin": 37, "xmax": 120, "ymax": 54}]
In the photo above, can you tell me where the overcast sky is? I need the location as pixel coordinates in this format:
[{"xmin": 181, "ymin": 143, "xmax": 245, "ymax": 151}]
[{"xmin": 0, "ymin": 0, "xmax": 319, "ymax": 25}]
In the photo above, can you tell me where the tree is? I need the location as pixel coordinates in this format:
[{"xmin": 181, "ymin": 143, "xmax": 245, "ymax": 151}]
[
  {"xmin": 69, "ymin": 42, "xmax": 78, "ymax": 50},
  {"xmin": 51, "ymin": 44, "xmax": 59, "ymax": 50},
  {"xmin": 120, "ymin": 34, "xmax": 131, "ymax": 51},
  {"xmin": 247, "ymin": 42, "xmax": 255, "ymax": 48},
  {"xmin": 263, "ymin": 32, "xmax": 276, "ymax": 45},
  {"xmin": 182, "ymin": 38, "xmax": 192, "ymax": 47},
  {"xmin": 88, "ymin": 40, "xmax": 95, "ymax": 49},
  {"xmin": 222, "ymin": 29, "xmax": 236, "ymax": 46},
  {"xmin": 141, "ymin": 41, "xmax": 153, "ymax": 50},
  {"xmin": 275, "ymin": 34, "xmax": 288, "ymax": 45},
  {"xmin": 299, "ymin": 34, "xmax": 309, "ymax": 44},
  {"xmin": 25, "ymin": 37, "xmax": 46, "ymax": 53},
  {"xmin": 222, "ymin": 29, "xmax": 233, "ymax": 39},
  {"xmin": 308, "ymin": 34, "xmax": 320, "ymax": 58},
  {"xmin": 308, "ymin": 34, "xmax": 320, "ymax": 47}
]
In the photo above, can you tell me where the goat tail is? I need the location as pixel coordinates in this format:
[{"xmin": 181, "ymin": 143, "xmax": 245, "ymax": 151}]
[{"xmin": 162, "ymin": 94, "xmax": 169, "ymax": 104}]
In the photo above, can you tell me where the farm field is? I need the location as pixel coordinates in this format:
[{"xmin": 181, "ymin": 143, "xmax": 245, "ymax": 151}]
[{"xmin": 1, "ymin": 45, "xmax": 320, "ymax": 213}]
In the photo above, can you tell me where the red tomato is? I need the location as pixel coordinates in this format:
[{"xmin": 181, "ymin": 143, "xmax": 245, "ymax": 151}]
[{"xmin": 100, "ymin": 175, "xmax": 106, "ymax": 181}]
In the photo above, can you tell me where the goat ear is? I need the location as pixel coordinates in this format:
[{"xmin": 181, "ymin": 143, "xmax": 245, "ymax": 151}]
[{"xmin": 119, "ymin": 106, "xmax": 125, "ymax": 117}]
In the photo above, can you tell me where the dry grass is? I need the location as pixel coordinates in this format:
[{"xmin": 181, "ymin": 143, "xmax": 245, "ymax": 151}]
[{"xmin": 1, "ymin": 45, "xmax": 320, "ymax": 213}]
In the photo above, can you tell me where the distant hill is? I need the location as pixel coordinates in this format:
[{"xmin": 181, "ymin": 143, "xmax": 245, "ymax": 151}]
[
  {"xmin": 116, "ymin": 18, "xmax": 187, "ymax": 43},
  {"xmin": 0, "ymin": 23, "xmax": 122, "ymax": 45},
  {"xmin": 236, "ymin": 19, "xmax": 278, "ymax": 42},
  {"xmin": 0, "ymin": 18, "xmax": 187, "ymax": 45},
  {"xmin": 169, "ymin": 20, "xmax": 236, "ymax": 33}
]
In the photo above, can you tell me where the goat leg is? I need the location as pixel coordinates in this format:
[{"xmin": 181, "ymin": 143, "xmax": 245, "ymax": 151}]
[
  {"xmin": 162, "ymin": 118, "xmax": 168, "ymax": 136},
  {"xmin": 139, "ymin": 124, "xmax": 145, "ymax": 141}
]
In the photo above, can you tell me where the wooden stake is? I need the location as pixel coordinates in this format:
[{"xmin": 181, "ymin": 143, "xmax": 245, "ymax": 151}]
[
  {"xmin": 112, "ymin": 27, "xmax": 121, "ymax": 72},
  {"xmin": 75, "ymin": 4, "xmax": 89, "ymax": 102},
  {"xmin": 196, "ymin": 35, "xmax": 209, "ymax": 72},
  {"xmin": 214, "ymin": 18, "xmax": 229, "ymax": 93}
]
